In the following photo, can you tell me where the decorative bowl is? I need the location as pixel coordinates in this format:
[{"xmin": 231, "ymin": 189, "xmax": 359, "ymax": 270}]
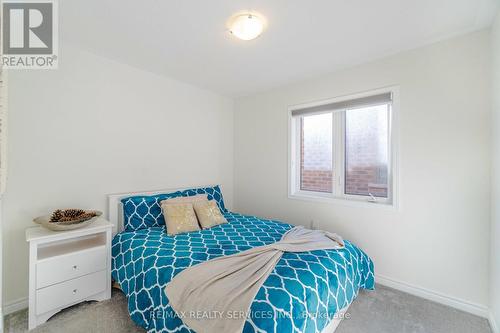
[{"xmin": 33, "ymin": 210, "xmax": 102, "ymax": 231}]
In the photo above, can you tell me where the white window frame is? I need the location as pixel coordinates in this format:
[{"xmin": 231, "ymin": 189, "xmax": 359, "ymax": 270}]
[{"xmin": 288, "ymin": 86, "xmax": 399, "ymax": 209}]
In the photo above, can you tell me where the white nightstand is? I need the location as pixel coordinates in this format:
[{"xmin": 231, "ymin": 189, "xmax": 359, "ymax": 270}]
[{"xmin": 25, "ymin": 218, "xmax": 113, "ymax": 330}]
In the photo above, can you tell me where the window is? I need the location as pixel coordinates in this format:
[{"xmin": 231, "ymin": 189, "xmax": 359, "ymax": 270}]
[
  {"xmin": 289, "ymin": 89, "xmax": 397, "ymax": 205},
  {"xmin": 300, "ymin": 113, "xmax": 333, "ymax": 193}
]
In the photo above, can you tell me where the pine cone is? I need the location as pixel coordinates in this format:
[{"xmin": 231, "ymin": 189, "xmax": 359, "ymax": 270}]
[
  {"xmin": 50, "ymin": 209, "xmax": 64, "ymax": 223},
  {"xmin": 49, "ymin": 209, "xmax": 97, "ymax": 223},
  {"xmin": 64, "ymin": 209, "xmax": 86, "ymax": 219},
  {"xmin": 80, "ymin": 212, "xmax": 97, "ymax": 220}
]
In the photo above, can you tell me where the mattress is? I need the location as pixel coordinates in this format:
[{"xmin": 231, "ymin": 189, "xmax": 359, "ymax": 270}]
[{"xmin": 111, "ymin": 212, "xmax": 375, "ymax": 333}]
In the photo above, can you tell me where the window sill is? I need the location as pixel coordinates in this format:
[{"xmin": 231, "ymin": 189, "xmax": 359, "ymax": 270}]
[{"xmin": 288, "ymin": 192, "xmax": 398, "ymax": 210}]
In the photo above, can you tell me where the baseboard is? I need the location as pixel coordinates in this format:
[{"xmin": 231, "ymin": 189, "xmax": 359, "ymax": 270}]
[
  {"xmin": 4, "ymin": 297, "xmax": 28, "ymax": 315},
  {"xmin": 490, "ymin": 311, "xmax": 499, "ymax": 333},
  {"xmin": 376, "ymin": 274, "xmax": 489, "ymax": 318}
]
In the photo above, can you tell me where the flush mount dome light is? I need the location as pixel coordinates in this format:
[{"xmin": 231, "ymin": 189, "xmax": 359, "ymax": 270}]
[{"xmin": 228, "ymin": 14, "xmax": 265, "ymax": 40}]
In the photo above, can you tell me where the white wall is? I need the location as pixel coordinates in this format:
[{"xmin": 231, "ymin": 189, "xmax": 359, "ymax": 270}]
[
  {"xmin": 491, "ymin": 10, "xmax": 500, "ymax": 332},
  {"xmin": 3, "ymin": 44, "xmax": 234, "ymax": 306},
  {"xmin": 234, "ymin": 30, "xmax": 491, "ymax": 311}
]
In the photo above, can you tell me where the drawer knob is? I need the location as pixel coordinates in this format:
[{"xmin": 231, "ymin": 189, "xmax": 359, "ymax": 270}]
[
  {"xmin": 72, "ymin": 265, "xmax": 77, "ymax": 269},
  {"xmin": 72, "ymin": 289, "xmax": 77, "ymax": 294}
]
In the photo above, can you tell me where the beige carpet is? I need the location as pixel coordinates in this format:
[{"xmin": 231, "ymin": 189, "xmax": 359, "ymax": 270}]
[{"xmin": 4, "ymin": 285, "xmax": 492, "ymax": 333}]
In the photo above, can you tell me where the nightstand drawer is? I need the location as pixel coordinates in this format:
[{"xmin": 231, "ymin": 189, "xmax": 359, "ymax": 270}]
[
  {"xmin": 36, "ymin": 270, "xmax": 107, "ymax": 315},
  {"xmin": 37, "ymin": 245, "xmax": 106, "ymax": 289}
]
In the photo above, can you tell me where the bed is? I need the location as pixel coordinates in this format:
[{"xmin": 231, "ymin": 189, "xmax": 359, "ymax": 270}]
[{"xmin": 109, "ymin": 186, "xmax": 374, "ymax": 333}]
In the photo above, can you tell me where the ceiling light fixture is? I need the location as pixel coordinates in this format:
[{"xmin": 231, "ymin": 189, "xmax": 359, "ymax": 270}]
[{"xmin": 228, "ymin": 13, "xmax": 265, "ymax": 41}]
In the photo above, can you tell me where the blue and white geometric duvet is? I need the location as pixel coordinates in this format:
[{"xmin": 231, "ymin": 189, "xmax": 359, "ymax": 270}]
[{"xmin": 112, "ymin": 212, "xmax": 375, "ymax": 333}]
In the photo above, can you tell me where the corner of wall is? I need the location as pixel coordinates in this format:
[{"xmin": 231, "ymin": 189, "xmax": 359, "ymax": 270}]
[{"xmin": 490, "ymin": 8, "xmax": 500, "ymax": 333}]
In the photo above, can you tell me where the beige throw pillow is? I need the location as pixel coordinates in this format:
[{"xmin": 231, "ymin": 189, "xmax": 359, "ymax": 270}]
[
  {"xmin": 193, "ymin": 200, "xmax": 227, "ymax": 229},
  {"xmin": 162, "ymin": 202, "xmax": 200, "ymax": 236},
  {"xmin": 161, "ymin": 194, "xmax": 208, "ymax": 205}
]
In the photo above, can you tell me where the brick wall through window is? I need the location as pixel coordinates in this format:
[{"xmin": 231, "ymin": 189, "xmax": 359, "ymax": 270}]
[{"xmin": 299, "ymin": 105, "xmax": 389, "ymax": 197}]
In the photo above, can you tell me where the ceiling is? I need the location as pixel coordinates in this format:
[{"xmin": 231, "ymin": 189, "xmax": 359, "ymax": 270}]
[{"xmin": 61, "ymin": 0, "xmax": 499, "ymax": 97}]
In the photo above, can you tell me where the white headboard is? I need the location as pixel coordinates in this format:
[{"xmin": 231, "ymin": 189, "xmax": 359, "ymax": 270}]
[{"xmin": 107, "ymin": 184, "xmax": 217, "ymax": 234}]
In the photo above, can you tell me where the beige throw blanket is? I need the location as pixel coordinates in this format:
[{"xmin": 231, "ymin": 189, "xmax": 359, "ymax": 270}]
[{"xmin": 165, "ymin": 226, "xmax": 345, "ymax": 333}]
